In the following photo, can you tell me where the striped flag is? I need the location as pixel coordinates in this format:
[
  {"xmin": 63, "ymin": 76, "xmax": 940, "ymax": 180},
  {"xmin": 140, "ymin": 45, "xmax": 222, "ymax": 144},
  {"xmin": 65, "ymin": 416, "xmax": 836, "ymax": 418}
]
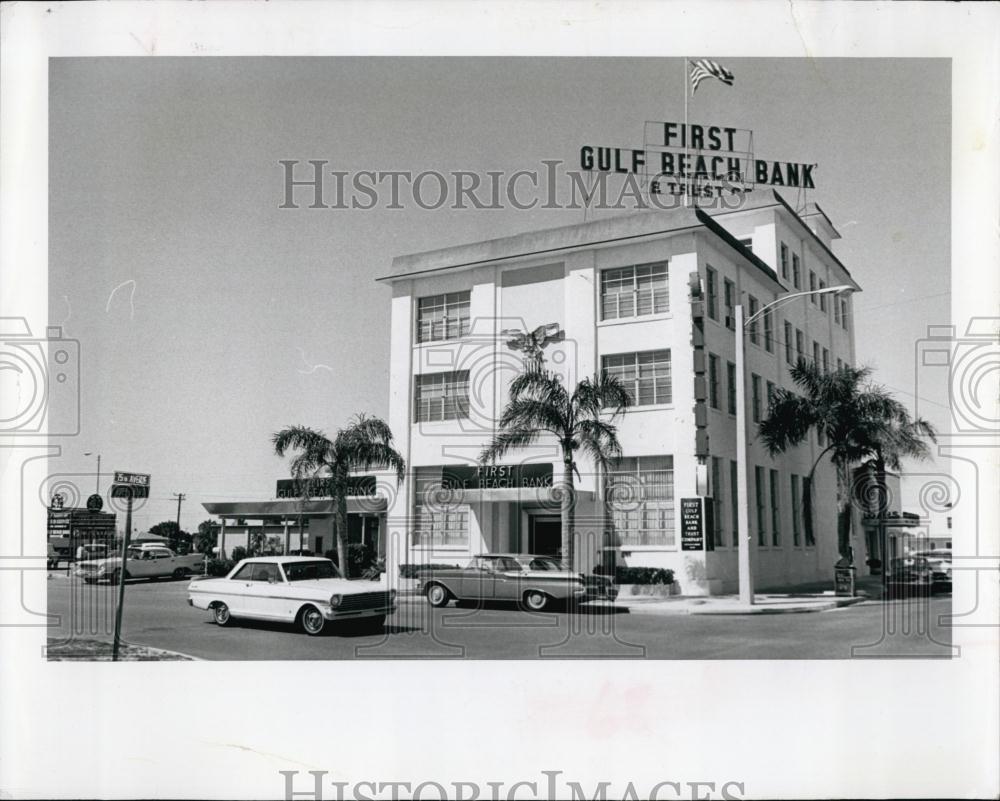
[{"xmin": 689, "ymin": 59, "xmax": 735, "ymax": 93}]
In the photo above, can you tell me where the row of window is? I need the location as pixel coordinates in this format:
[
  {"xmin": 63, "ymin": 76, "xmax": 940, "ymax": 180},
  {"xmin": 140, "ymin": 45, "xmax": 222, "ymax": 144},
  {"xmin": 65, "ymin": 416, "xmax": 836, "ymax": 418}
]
[
  {"xmin": 779, "ymin": 241, "xmax": 850, "ymax": 329},
  {"xmin": 709, "ymin": 457, "xmax": 816, "ymax": 549},
  {"xmin": 412, "ymin": 456, "xmax": 817, "ymax": 549},
  {"xmin": 781, "ymin": 322, "xmax": 835, "ymax": 373},
  {"xmin": 413, "ymin": 350, "xmax": 672, "ymax": 422},
  {"xmin": 706, "ymin": 353, "xmax": 777, "ymax": 422}
]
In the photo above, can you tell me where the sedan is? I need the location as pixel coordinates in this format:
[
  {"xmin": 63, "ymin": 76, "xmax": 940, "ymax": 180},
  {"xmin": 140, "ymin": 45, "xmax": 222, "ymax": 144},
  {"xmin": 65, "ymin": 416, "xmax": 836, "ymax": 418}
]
[
  {"xmin": 421, "ymin": 553, "xmax": 618, "ymax": 611},
  {"xmin": 188, "ymin": 556, "xmax": 396, "ymax": 635}
]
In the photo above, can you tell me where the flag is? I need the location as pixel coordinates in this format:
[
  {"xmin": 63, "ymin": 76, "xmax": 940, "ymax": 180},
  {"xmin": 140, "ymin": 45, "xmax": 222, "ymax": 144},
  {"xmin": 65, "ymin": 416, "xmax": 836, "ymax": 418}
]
[{"xmin": 690, "ymin": 59, "xmax": 735, "ymax": 93}]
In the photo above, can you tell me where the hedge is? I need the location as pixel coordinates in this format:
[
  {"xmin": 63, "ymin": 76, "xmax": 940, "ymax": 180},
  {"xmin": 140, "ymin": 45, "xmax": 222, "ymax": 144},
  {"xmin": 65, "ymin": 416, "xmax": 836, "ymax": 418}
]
[{"xmin": 594, "ymin": 565, "xmax": 674, "ymax": 585}]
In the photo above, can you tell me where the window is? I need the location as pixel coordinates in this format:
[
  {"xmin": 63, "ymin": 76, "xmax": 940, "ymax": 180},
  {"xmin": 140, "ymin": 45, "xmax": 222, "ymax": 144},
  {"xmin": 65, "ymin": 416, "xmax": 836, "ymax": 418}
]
[
  {"xmin": 792, "ymin": 254, "xmax": 801, "ymax": 288},
  {"xmin": 834, "ymin": 298, "xmax": 841, "ymax": 325},
  {"xmin": 803, "ymin": 475, "xmax": 815, "ymax": 546},
  {"xmin": 414, "ymin": 371, "xmax": 470, "ymax": 422},
  {"xmin": 795, "ymin": 329, "xmax": 805, "ymax": 363},
  {"xmin": 413, "ymin": 467, "xmax": 469, "ymax": 547},
  {"xmin": 730, "ymin": 460, "xmax": 739, "ymax": 547},
  {"xmin": 755, "ymin": 466, "xmax": 767, "ymax": 546},
  {"xmin": 751, "ymin": 374, "xmax": 762, "ymax": 423},
  {"xmin": 708, "ymin": 353, "xmax": 720, "ymax": 409},
  {"xmin": 813, "ymin": 341, "xmax": 821, "ymax": 366},
  {"xmin": 780, "ymin": 242, "xmax": 789, "ymax": 280},
  {"xmin": 766, "ymin": 380, "xmax": 776, "ymax": 409},
  {"xmin": 791, "ymin": 475, "xmax": 801, "ymax": 547},
  {"xmin": 417, "ymin": 291, "xmax": 471, "ymax": 343},
  {"xmin": 748, "ymin": 296, "xmax": 759, "ymax": 344},
  {"xmin": 770, "ymin": 469, "xmax": 781, "ymax": 547},
  {"xmin": 706, "ymin": 266, "xmax": 718, "ymax": 320},
  {"xmin": 764, "ymin": 310, "xmax": 774, "ymax": 353},
  {"xmin": 837, "ymin": 358, "xmax": 844, "ymax": 372},
  {"xmin": 602, "ymin": 350, "xmax": 672, "ymax": 406},
  {"xmin": 809, "ymin": 271, "xmax": 817, "ymax": 301},
  {"xmin": 840, "ymin": 297, "xmax": 849, "ymax": 329},
  {"xmin": 231, "ymin": 563, "xmax": 255, "ymax": 581},
  {"xmin": 711, "ymin": 457, "xmax": 724, "ymax": 547},
  {"xmin": 724, "ymin": 278, "xmax": 736, "ymax": 329},
  {"xmin": 784, "ymin": 321, "xmax": 794, "ymax": 365},
  {"xmin": 606, "ymin": 456, "xmax": 675, "ymax": 547},
  {"xmin": 822, "ymin": 348, "xmax": 830, "ymax": 374},
  {"xmin": 251, "ymin": 563, "xmax": 281, "ymax": 582},
  {"xmin": 819, "ymin": 280, "xmax": 827, "ymax": 312},
  {"xmin": 726, "ymin": 361, "xmax": 737, "ymax": 415},
  {"xmin": 601, "ymin": 262, "xmax": 669, "ymax": 320}
]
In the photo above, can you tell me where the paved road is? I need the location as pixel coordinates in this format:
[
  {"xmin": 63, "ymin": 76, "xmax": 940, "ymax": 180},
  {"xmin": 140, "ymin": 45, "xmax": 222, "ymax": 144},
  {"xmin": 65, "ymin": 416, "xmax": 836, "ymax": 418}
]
[{"xmin": 46, "ymin": 574, "xmax": 955, "ymax": 660}]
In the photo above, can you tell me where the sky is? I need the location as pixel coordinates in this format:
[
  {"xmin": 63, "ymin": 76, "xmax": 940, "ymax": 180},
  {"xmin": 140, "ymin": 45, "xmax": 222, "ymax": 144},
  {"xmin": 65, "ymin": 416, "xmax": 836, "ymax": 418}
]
[{"xmin": 46, "ymin": 57, "xmax": 951, "ymax": 531}]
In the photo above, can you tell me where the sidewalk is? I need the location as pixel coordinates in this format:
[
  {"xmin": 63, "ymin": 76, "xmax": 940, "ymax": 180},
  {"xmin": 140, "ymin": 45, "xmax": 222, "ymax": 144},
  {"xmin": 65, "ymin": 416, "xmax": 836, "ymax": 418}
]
[{"xmin": 603, "ymin": 575, "xmax": 882, "ymax": 616}]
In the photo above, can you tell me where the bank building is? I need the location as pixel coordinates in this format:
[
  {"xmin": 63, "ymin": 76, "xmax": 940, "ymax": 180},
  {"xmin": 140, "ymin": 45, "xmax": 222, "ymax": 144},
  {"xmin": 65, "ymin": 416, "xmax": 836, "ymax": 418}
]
[{"xmin": 205, "ymin": 188, "xmax": 902, "ymax": 595}]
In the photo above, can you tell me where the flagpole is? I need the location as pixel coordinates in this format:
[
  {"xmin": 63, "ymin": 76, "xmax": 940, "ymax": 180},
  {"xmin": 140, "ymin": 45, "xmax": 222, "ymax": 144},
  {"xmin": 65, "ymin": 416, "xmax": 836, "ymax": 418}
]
[{"xmin": 684, "ymin": 58, "xmax": 690, "ymax": 208}]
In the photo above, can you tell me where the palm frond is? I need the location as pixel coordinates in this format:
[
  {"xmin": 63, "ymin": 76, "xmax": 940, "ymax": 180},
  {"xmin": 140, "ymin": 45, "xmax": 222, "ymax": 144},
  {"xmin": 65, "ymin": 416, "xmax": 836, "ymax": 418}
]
[
  {"xmin": 758, "ymin": 390, "xmax": 816, "ymax": 455},
  {"xmin": 479, "ymin": 427, "xmax": 542, "ymax": 465},
  {"xmin": 573, "ymin": 372, "xmax": 632, "ymax": 420},
  {"xmin": 497, "ymin": 398, "xmax": 567, "ymax": 435},
  {"xmin": 576, "ymin": 418, "xmax": 623, "ymax": 472}
]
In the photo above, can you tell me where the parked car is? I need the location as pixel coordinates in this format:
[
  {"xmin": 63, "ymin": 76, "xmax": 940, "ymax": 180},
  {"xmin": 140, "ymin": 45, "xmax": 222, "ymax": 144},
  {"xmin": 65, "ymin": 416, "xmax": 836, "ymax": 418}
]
[
  {"xmin": 76, "ymin": 543, "xmax": 203, "ymax": 584},
  {"xmin": 76, "ymin": 543, "xmax": 108, "ymax": 561},
  {"xmin": 421, "ymin": 553, "xmax": 618, "ymax": 611},
  {"xmin": 913, "ymin": 549, "xmax": 952, "ymax": 590},
  {"xmin": 187, "ymin": 556, "xmax": 396, "ymax": 636},
  {"xmin": 885, "ymin": 556, "xmax": 936, "ymax": 594}
]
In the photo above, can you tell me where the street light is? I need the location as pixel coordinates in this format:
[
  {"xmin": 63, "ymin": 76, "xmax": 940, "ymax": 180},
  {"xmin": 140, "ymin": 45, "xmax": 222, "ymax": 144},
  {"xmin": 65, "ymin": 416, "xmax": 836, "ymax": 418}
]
[
  {"xmin": 735, "ymin": 284, "xmax": 854, "ymax": 605},
  {"xmin": 84, "ymin": 452, "xmax": 101, "ymax": 495}
]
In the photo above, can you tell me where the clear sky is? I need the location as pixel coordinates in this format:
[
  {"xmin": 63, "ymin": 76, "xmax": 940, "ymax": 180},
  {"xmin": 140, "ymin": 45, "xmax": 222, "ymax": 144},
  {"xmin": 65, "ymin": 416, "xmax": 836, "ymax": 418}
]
[{"xmin": 48, "ymin": 57, "xmax": 950, "ymax": 531}]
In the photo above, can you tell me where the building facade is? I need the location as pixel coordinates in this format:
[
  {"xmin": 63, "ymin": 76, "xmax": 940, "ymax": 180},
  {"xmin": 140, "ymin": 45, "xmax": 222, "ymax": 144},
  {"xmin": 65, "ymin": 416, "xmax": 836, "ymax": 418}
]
[{"xmin": 376, "ymin": 190, "xmax": 865, "ymax": 595}]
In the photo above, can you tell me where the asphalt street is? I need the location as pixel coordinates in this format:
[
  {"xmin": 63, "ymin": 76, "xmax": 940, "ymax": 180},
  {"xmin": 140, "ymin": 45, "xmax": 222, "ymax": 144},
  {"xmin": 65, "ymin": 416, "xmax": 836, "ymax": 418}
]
[{"xmin": 46, "ymin": 574, "xmax": 955, "ymax": 660}]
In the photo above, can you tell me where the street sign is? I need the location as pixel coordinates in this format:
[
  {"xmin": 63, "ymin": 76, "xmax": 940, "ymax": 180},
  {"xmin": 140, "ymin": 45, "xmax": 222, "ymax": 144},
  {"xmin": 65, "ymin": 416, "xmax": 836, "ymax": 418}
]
[
  {"xmin": 114, "ymin": 471, "xmax": 150, "ymax": 486},
  {"xmin": 111, "ymin": 484, "xmax": 149, "ymax": 499}
]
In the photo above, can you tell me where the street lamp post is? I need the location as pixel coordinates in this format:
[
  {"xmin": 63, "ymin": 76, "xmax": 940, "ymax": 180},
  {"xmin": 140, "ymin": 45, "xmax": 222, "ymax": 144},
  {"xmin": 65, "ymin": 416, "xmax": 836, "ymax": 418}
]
[
  {"xmin": 736, "ymin": 284, "xmax": 854, "ymax": 606},
  {"xmin": 84, "ymin": 452, "xmax": 101, "ymax": 495}
]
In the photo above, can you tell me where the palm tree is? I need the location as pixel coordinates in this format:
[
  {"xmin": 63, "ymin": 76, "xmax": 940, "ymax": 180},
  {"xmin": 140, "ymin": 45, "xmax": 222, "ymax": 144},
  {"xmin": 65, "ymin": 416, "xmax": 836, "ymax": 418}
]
[
  {"xmin": 479, "ymin": 370, "xmax": 632, "ymax": 568},
  {"xmin": 273, "ymin": 414, "xmax": 405, "ymax": 578},
  {"xmin": 759, "ymin": 361, "xmax": 936, "ymax": 564}
]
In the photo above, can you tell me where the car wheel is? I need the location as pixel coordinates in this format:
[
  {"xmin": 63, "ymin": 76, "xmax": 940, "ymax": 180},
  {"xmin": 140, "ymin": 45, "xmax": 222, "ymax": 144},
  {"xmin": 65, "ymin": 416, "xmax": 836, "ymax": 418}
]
[
  {"xmin": 426, "ymin": 583, "xmax": 451, "ymax": 608},
  {"xmin": 172, "ymin": 567, "xmax": 189, "ymax": 580},
  {"xmin": 524, "ymin": 590, "xmax": 550, "ymax": 611},
  {"xmin": 299, "ymin": 605, "xmax": 326, "ymax": 636},
  {"xmin": 213, "ymin": 602, "xmax": 232, "ymax": 627}
]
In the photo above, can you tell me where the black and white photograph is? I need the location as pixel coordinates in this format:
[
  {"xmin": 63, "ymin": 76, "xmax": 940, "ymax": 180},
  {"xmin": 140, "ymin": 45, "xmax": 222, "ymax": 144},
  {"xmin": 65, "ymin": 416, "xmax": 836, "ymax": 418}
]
[{"xmin": 1, "ymin": 2, "xmax": 997, "ymax": 799}]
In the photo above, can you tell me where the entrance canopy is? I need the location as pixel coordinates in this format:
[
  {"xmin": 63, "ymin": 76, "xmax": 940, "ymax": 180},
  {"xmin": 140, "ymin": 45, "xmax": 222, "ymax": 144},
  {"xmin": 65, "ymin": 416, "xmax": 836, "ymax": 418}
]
[
  {"xmin": 458, "ymin": 488, "xmax": 596, "ymax": 505},
  {"xmin": 202, "ymin": 498, "xmax": 386, "ymax": 519}
]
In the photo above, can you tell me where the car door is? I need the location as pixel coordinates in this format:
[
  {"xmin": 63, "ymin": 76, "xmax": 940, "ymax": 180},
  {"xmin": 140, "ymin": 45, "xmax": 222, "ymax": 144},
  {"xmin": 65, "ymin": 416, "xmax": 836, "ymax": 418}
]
[
  {"xmin": 224, "ymin": 562, "xmax": 258, "ymax": 615},
  {"xmin": 459, "ymin": 557, "xmax": 497, "ymax": 601},
  {"xmin": 151, "ymin": 548, "xmax": 173, "ymax": 575},
  {"xmin": 492, "ymin": 557, "xmax": 523, "ymax": 601},
  {"xmin": 129, "ymin": 550, "xmax": 157, "ymax": 578},
  {"xmin": 246, "ymin": 562, "xmax": 285, "ymax": 618}
]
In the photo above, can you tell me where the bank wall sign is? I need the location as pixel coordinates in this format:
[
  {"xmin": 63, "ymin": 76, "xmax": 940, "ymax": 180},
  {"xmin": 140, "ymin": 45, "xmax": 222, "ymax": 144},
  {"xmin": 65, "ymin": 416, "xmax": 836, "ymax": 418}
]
[{"xmin": 580, "ymin": 120, "xmax": 816, "ymax": 200}]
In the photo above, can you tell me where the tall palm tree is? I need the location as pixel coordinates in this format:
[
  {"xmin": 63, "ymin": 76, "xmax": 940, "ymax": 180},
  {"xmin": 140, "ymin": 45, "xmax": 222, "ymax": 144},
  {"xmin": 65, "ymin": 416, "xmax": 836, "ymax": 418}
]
[
  {"xmin": 479, "ymin": 370, "xmax": 632, "ymax": 567},
  {"xmin": 273, "ymin": 414, "xmax": 405, "ymax": 577},
  {"xmin": 759, "ymin": 361, "xmax": 936, "ymax": 564}
]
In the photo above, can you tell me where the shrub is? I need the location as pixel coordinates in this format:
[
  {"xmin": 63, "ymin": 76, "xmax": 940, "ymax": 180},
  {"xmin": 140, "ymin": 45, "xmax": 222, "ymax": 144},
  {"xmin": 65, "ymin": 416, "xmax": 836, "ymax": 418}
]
[
  {"xmin": 230, "ymin": 546, "xmax": 248, "ymax": 562},
  {"xmin": 324, "ymin": 543, "xmax": 378, "ymax": 578},
  {"xmin": 206, "ymin": 558, "xmax": 239, "ymax": 577},
  {"xmin": 594, "ymin": 565, "xmax": 674, "ymax": 585},
  {"xmin": 399, "ymin": 563, "xmax": 461, "ymax": 579}
]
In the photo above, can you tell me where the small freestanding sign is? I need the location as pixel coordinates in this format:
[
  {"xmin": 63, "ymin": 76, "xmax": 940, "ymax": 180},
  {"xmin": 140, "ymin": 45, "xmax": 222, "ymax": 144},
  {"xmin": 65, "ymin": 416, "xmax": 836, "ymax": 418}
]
[
  {"xmin": 681, "ymin": 497, "xmax": 705, "ymax": 551},
  {"xmin": 111, "ymin": 471, "xmax": 150, "ymax": 661}
]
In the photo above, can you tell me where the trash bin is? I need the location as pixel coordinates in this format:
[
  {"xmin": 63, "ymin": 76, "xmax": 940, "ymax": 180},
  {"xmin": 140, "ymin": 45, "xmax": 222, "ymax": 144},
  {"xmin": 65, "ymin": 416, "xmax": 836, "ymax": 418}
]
[{"xmin": 834, "ymin": 565, "xmax": 857, "ymax": 597}]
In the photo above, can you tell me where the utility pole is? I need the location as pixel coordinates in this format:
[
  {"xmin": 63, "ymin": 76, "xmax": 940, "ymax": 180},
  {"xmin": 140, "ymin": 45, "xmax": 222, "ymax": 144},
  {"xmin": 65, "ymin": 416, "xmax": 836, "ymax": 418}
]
[{"xmin": 172, "ymin": 492, "xmax": 186, "ymax": 532}]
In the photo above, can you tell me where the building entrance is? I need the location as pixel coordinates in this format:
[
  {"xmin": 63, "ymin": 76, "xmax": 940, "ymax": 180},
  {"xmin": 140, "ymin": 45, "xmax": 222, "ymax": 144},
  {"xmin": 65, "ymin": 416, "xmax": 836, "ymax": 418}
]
[{"xmin": 529, "ymin": 515, "xmax": 562, "ymax": 558}]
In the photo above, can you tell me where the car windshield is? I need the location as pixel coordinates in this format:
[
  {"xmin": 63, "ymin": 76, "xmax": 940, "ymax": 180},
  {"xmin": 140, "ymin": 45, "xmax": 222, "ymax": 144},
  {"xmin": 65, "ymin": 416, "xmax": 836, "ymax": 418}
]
[
  {"xmin": 126, "ymin": 549, "xmax": 142, "ymax": 559},
  {"xmin": 283, "ymin": 560, "xmax": 340, "ymax": 581},
  {"xmin": 527, "ymin": 558, "xmax": 568, "ymax": 571}
]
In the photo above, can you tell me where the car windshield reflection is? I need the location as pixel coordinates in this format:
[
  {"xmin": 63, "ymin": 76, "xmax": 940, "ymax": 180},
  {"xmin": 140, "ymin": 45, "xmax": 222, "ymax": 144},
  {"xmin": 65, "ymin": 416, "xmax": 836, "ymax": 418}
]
[
  {"xmin": 527, "ymin": 558, "xmax": 567, "ymax": 571},
  {"xmin": 283, "ymin": 560, "xmax": 340, "ymax": 581}
]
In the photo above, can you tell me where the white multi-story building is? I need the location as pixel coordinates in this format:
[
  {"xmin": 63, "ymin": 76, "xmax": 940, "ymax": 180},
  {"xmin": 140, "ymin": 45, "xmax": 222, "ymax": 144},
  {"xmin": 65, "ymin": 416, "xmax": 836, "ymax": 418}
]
[{"xmin": 375, "ymin": 189, "xmax": 865, "ymax": 595}]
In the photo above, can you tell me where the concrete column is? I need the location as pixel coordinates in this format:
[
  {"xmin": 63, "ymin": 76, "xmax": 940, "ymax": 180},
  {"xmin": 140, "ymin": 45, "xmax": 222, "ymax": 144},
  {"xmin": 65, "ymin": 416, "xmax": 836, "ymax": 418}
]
[
  {"xmin": 219, "ymin": 518, "xmax": 227, "ymax": 559},
  {"xmin": 283, "ymin": 519, "xmax": 290, "ymax": 555}
]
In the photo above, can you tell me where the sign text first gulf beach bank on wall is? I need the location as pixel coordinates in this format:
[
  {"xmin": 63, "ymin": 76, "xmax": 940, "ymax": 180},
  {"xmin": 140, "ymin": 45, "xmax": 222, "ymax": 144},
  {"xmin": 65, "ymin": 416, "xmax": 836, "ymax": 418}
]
[{"xmin": 580, "ymin": 120, "xmax": 816, "ymax": 198}]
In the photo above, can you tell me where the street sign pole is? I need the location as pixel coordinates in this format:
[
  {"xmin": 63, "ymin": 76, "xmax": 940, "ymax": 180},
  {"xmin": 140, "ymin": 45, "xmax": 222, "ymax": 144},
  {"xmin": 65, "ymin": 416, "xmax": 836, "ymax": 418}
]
[{"xmin": 112, "ymin": 489, "xmax": 132, "ymax": 662}]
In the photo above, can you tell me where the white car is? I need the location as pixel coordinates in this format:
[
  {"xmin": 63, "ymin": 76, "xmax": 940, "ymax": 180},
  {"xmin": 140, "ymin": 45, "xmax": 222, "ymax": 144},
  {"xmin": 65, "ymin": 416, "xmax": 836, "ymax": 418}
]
[
  {"xmin": 76, "ymin": 544, "xmax": 203, "ymax": 583},
  {"xmin": 187, "ymin": 556, "xmax": 396, "ymax": 636}
]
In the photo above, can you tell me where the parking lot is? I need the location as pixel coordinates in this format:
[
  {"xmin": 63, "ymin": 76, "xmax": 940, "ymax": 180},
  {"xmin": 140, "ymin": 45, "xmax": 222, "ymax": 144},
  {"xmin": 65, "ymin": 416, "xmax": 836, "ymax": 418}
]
[{"xmin": 46, "ymin": 572, "xmax": 954, "ymax": 660}]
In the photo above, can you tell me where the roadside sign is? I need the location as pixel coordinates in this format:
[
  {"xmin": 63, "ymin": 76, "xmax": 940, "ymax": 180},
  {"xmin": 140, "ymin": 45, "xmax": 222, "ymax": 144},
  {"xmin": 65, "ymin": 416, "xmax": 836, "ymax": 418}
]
[
  {"xmin": 112, "ymin": 470, "xmax": 150, "ymax": 661},
  {"xmin": 111, "ymin": 484, "xmax": 149, "ymax": 499},
  {"xmin": 680, "ymin": 497, "xmax": 705, "ymax": 551}
]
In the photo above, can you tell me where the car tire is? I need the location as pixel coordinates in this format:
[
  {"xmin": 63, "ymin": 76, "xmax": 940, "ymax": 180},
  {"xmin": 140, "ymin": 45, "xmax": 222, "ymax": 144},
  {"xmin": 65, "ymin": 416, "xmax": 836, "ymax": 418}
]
[
  {"xmin": 172, "ymin": 567, "xmax": 190, "ymax": 580},
  {"xmin": 213, "ymin": 602, "xmax": 233, "ymax": 627},
  {"xmin": 426, "ymin": 583, "xmax": 451, "ymax": 608},
  {"xmin": 524, "ymin": 590, "xmax": 550, "ymax": 611},
  {"xmin": 299, "ymin": 605, "xmax": 326, "ymax": 636}
]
